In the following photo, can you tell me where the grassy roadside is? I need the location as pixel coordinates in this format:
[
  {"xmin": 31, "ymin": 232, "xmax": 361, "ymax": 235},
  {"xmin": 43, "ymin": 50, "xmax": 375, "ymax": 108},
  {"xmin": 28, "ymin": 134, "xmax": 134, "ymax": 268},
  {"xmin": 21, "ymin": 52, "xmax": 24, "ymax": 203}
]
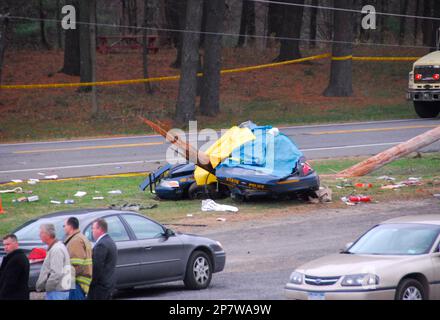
[{"xmin": 0, "ymin": 153, "xmax": 439, "ymax": 236}]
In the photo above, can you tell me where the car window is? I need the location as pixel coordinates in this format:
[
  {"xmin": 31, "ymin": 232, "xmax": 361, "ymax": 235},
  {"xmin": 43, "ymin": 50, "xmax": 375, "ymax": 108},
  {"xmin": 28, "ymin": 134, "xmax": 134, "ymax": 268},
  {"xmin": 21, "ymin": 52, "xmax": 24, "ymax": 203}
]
[
  {"xmin": 122, "ymin": 214, "xmax": 164, "ymax": 240},
  {"xmin": 84, "ymin": 216, "xmax": 130, "ymax": 242},
  {"xmin": 14, "ymin": 217, "xmax": 66, "ymax": 242}
]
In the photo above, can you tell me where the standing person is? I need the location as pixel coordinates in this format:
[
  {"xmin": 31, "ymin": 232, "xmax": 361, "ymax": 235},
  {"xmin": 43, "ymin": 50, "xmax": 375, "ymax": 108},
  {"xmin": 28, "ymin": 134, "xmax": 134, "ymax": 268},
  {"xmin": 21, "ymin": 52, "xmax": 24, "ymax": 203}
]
[
  {"xmin": 87, "ymin": 218, "xmax": 118, "ymax": 300},
  {"xmin": 36, "ymin": 224, "xmax": 72, "ymax": 300},
  {"xmin": 64, "ymin": 217, "xmax": 93, "ymax": 300},
  {"xmin": 0, "ymin": 234, "xmax": 30, "ymax": 300}
]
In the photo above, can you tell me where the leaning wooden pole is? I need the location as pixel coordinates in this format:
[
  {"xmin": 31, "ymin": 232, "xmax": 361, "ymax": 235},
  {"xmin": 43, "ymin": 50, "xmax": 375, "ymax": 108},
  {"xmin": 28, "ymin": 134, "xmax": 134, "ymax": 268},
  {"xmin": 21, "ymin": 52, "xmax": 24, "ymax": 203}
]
[
  {"xmin": 339, "ymin": 125, "xmax": 440, "ymax": 177},
  {"xmin": 139, "ymin": 116, "xmax": 215, "ymax": 174}
]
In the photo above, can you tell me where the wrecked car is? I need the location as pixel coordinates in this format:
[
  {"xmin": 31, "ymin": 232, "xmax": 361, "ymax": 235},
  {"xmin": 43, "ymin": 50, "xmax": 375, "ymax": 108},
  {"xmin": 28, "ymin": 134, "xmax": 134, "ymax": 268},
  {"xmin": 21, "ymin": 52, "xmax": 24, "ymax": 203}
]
[{"xmin": 140, "ymin": 122, "xmax": 320, "ymax": 201}]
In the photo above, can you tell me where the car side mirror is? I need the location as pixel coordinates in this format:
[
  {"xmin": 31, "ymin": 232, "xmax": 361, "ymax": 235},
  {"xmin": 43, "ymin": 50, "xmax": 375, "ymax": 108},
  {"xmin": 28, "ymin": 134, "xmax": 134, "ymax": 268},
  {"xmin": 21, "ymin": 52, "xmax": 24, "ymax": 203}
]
[
  {"xmin": 341, "ymin": 242, "xmax": 353, "ymax": 253},
  {"xmin": 164, "ymin": 228, "xmax": 175, "ymax": 238}
]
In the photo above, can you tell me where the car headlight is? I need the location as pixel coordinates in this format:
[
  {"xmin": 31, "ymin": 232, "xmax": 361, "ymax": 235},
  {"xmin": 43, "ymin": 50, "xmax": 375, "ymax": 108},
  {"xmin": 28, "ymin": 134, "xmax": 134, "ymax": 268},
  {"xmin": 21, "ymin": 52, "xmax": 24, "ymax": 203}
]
[
  {"xmin": 289, "ymin": 271, "xmax": 304, "ymax": 285},
  {"xmin": 159, "ymin": 180, "xmax": 180, "ymax": 188},
  {"xmin": 341, "ymin": 274, "xmax": 379, "ymax": 287}
]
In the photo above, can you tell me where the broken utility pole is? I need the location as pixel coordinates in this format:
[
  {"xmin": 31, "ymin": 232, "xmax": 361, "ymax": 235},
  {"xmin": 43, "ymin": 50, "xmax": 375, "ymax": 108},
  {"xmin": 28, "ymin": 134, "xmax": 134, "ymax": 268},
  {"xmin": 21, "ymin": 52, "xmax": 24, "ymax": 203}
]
[{"xmin": 339, "ymin": 125, "xmax": 440, "ymax": 177}]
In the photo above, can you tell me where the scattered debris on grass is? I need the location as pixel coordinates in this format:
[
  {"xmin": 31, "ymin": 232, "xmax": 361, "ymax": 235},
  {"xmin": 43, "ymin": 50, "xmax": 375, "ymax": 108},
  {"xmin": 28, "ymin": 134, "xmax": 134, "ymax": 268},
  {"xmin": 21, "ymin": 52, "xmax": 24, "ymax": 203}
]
[
  {"xmin": 108, "ymin": 203, "xmax": 158, "ymax": 211},
  {"xmin": 108, "ymin": 190, "xmax": 122, "ymax": 194},
  {"xmin": 11, "ymin": 179, "xmax": 23, "ymax": 183},
  {"xmin": 201, "ymin": 199, "xmax": 239, "ymax": 213},
  {"xmin": 64, "ymin": 199, "xmax": 75, "ymax": 204},
  {"xmin": 44, "ymin": 175, "xmax": 58, "ymax": 180},
  {"xmin": 341, "ymin": 195, "xmax": 372, "ymax": 206},
  {"xmin": 50, "ymin": 200, "xmax": 61, "ymax": 204},
  {"xmin": 0, "ymin": 187, "xmax": 23, "ymax": 194},
  {"xmin": 27, "ymin": 179, "xmax": 39, "ymax": 185},
  {"xmin": 216, "ymin": 218, "xmax": 226, "ymax": 222},
  {"xmin": 74, "ymin": 191, "xmax": 87, "ymax": 197},
  {"xmin": 92, "ymin": 196, "xmax": 104, "ymax": 200},
  {"xmin": 309, "ymin": 187, "xmax": 333, "ymax": 204}
]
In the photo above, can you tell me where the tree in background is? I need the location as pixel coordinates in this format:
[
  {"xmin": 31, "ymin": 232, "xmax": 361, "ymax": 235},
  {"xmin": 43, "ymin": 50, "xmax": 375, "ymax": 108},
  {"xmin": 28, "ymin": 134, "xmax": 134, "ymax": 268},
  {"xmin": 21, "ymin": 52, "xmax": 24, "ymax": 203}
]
[
  {"xmin": 237, "ymin": 0, "xmax": 255, "ymax": 47},
  {"xmin": 61, "ymin": 0, "xmax": 80, "ymax": 76},
  {"xmin": 175, "ymin": 0, "xmax": 203, "ymax": 126},
  {"xmin": 323, "ymin": 0, "xmax": 354, "ymax": 97},
  {"xmin": 200, "ymin": 0, "xmax": 225, "ymax": 117},
  {"xmin": 275, "ymin": 0, "xmax": 304, "ymax": 62}
]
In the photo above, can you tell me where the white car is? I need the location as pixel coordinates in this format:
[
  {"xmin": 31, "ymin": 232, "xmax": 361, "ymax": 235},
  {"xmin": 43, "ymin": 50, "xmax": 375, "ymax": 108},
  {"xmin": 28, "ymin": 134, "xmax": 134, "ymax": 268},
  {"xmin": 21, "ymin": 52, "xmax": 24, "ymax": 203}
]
[{"xmin": 285, "ymin": 215, "xmax": 440, "ymax": 300}]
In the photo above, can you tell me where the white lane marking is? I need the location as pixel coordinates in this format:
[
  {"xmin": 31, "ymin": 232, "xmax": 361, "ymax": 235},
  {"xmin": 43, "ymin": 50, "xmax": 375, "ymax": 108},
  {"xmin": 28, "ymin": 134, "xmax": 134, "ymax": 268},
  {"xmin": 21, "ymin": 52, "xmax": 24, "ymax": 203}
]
[
  {"xmin": 0, "ymin": 159, "xmax": 166, "ymax": 174},
  {"xmin": 301, "ymin": 142, "xmax": 402, "ymax": 152},
  {"xmin": 1, "ymin": 118, "xmax": 438, "ymax": 147}
]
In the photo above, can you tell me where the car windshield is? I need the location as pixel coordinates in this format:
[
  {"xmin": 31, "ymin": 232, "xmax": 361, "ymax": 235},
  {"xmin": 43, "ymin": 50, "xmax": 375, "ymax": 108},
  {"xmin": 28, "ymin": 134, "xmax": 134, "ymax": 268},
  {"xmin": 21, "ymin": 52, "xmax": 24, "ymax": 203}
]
[
  {"xmin": 348, "ymin": 223, "xmax": 440, "ymax": 256},
  {"xmin": 14, "ymin": 217, "xmax": 67, "ymax": 242}
]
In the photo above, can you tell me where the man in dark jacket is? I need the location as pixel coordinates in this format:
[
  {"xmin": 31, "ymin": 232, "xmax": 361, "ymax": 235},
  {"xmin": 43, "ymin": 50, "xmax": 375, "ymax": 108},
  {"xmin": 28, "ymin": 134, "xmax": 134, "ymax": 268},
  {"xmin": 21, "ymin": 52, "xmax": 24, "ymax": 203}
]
[
  {"xmin": 0, "ymin": 234, "xmax": 30, "ymax": 300},
  {"xmin": 88, "ymin": 218, "xmax": 118, "ymax": 300}
]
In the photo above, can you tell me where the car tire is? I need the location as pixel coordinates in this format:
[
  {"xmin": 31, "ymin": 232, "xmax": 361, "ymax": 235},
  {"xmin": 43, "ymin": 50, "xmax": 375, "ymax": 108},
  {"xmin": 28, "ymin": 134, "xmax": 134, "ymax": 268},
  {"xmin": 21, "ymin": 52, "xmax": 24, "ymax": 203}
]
[
  {"xmin": 395, "ymin": 279, "xmax": 426, "ymax": 300},
  {"xmin": 414, "ymin": 101, "xmax": 440, "ymax": 118},
  {"xmin": 188, "ymin": 182, "xmax": 222, "ymax": 200},
  {"xmin": 184, "ymin": 250, "xmax": 213, "ymax": 290}
]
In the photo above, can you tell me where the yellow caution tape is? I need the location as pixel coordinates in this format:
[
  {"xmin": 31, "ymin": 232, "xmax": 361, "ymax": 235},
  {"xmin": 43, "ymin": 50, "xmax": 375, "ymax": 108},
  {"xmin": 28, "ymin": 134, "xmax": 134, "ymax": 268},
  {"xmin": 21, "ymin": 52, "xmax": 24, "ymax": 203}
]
[{"xmin": 0, "ymin": 53, "xmax": 419, "ymax": 90}]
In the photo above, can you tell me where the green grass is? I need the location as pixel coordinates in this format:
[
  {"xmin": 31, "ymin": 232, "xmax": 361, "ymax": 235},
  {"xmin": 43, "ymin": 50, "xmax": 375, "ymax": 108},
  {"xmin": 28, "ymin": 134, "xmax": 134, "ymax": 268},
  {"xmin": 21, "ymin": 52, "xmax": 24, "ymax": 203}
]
[{"xmin": 1, "ymin": 153, "xmax": 440, "ymax": 236}]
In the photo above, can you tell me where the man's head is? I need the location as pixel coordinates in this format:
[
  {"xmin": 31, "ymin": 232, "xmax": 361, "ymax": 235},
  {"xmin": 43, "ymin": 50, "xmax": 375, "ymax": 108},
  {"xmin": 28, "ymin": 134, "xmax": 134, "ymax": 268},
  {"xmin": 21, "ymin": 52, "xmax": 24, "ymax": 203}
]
[
  {"xmin": 39, "ymin": 224, "xmax": 56, "ymax": 245},
  {"xmin": 92, "ymin": 218, "xmax": 107, "ymax": 241},
  {"xmin": 64, "ymin": 217, "xmax": 79, "ymax": 236},
  {"xmin": 3, "ymin": 234, "xmax": 19, "ymax": 254}
]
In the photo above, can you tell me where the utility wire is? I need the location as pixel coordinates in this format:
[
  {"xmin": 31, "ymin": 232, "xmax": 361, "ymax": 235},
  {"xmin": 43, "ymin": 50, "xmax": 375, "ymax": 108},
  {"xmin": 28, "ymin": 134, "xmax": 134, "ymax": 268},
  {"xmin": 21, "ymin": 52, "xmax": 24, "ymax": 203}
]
[{"xmin": 6, "ymin": 15, "xmax": 436, "ymax": 50}]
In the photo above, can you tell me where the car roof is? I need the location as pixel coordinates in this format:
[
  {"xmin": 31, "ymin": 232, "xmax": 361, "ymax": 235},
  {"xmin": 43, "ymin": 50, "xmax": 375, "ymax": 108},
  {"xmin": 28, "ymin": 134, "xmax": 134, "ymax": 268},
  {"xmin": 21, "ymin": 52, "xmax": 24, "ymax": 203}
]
[
  {"xmin": 34, "ymin": 208, "xmax": 146, "ymax": 221},
  {"xmin": 381, "ymin": 215, "xmax": 440, "ymax": 226}
]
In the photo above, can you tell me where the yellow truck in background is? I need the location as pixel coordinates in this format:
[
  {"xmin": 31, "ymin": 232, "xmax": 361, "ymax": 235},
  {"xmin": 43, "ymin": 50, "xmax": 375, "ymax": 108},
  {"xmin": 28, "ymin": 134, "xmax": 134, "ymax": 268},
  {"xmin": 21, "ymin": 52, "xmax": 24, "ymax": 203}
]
[{"xmin": 407, "ymin": 51, "xmax": 440, "ymax": 118}]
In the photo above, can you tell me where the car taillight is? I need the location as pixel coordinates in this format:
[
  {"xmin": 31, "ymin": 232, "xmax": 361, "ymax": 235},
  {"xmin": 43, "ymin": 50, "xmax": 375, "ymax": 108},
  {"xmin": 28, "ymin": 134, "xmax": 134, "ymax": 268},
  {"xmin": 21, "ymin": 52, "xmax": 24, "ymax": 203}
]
[
  {"xmin": 415, "ymin": 74, "xmax": 423, "ymax": 81},
  {"xmin": 434, "ymin": 74, "xmax": 440, "ymax": 81},
  {"xmin": 302, "ymin": 162, "xmax": 313, "ymax": 176}
]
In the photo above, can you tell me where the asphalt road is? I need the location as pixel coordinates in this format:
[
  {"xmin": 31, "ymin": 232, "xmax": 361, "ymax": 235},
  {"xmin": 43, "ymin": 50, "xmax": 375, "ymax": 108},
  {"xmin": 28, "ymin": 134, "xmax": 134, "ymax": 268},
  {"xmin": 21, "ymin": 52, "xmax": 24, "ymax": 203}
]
[
  {"xmin": 114, "ymin": 198, "xmax": 440, "ymax": 300},
  {"xmin": 1, "ymin": 118, "xmax": 440, "ymax": 182}
]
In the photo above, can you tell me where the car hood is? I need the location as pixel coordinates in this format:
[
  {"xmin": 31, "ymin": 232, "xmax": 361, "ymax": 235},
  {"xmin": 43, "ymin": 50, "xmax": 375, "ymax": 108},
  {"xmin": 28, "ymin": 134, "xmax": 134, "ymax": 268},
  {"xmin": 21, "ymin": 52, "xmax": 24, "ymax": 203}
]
[{"xmin": 296, "ymin": 253, "xmax": 419, "ymax": 277}]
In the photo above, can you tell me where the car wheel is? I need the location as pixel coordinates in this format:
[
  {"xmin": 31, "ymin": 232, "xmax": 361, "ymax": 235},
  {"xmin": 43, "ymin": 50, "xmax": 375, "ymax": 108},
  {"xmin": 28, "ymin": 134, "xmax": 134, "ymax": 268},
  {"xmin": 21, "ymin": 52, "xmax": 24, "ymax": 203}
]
[
  {"xmin": 188, "ymin": 182, "xmax": 222, "ymax": 200},
  {"xmin": 184, "ymin": 250, "xmax": 212, "ymax": 290},
  {"xmin": 414, "ymin": 101, "xmax": 440, "ymax": 118},
  {"xmin": 395, "ymin": 279, "xmax": 426, "ymax": 300}
]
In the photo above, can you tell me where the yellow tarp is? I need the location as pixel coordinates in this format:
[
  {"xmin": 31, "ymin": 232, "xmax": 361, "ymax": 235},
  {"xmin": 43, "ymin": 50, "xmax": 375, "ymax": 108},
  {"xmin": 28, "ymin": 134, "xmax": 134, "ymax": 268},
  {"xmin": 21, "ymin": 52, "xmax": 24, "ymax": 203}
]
[{"xmin": 194, "ymin": 126, "xmax": 256, "ymax": 186}]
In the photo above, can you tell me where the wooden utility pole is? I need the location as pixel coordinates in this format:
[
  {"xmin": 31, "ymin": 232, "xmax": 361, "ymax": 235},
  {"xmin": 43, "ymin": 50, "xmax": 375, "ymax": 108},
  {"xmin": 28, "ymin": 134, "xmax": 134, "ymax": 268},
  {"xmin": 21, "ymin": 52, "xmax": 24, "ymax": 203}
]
[{"xmin": 339, "ymin": 125, "xmax": 440, "ymax": 177}]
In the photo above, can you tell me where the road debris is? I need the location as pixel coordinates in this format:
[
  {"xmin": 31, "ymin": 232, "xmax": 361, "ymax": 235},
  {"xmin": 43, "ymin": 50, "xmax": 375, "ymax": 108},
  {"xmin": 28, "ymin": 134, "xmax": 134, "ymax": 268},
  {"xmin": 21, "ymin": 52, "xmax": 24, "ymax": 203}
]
[
  {"xmin": 377, "ymin": 176, "xmax": 396, "ymax": 182},
  {"xmin": 355, "ymin": 183, "xmax": 373, "ymax": 189},
  {"xmin": 13, "ymin": 197, "xmax": 28, "ymax": 203},
  {"xmin": 27, "ymin": 179, "xmax": 39, "ymax": 185},
  {"xmin": 108, "ymin": 190, "xmax": 122, "ymax": 194},
  {"xmin": 50, "ymin": 200, "xmax": 61, "ymax": 204},
  {"xmin": 44, "ymin": 175, "xmax": 58, "ymax": 180},
  {"xmin": 11, "ymin": 179, "xmax": 23, "ymax": 183},
  {"xmin": 341, "ymin": 195, "xmax": 372, "ymax": 205},
  {"xmin": 109, "ymin": 203, "xmax": 158, "ymax": 211},
  {"xmin": 186, "ymin": 214, "xmax": 193, "ymax": 217},
  {"xmin": 93, "ymin": 196, "xmax": 104, "ymax": 200},
  {"xmin": 216, "ymin": 218, "xmax": 226, "ymax": 222},
  {"xmin": 310, "ymin": 187, "xmax": 332, "ymax": 203},
  {"xmin": 201, "ymin": 199, "xmax": 239, "ymax": 213},
  {"xmin": 0, "ymin": 187, "xmax": 23, "ymax": 194},
  {"xmin": 64, "ymin": 199, "xmax": 75, "ymax": 204},
  {"xmin": 27, "ymin": 195, "xmax": 39, "ymax": 202},
  {"xmin": 74, "ymin": 191, "xmax": 87, "ymax": 197}
]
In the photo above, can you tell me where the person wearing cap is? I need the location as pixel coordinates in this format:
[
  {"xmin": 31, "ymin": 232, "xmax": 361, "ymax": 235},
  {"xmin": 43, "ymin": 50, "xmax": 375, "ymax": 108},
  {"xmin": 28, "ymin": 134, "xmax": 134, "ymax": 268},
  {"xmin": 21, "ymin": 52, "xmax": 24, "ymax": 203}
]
[
  {"xmin": 0, "ymin": 234, "xmax": 30, "ymax": 300},
  {"xmin": 64, "ymin": 217, "xmax": 93, "ymax": 300},
  {"xmin": 36, "ymin": 223, "xmax": 73, "ymax": 300}
]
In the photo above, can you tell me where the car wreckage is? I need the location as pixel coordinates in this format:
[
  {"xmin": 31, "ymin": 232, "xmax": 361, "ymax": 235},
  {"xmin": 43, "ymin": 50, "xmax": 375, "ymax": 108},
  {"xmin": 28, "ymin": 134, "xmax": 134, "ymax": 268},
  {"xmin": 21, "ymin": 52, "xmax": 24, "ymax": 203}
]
[{"xmin": 140, "ymin": 121, "xmax": 320, "ymax": 201}]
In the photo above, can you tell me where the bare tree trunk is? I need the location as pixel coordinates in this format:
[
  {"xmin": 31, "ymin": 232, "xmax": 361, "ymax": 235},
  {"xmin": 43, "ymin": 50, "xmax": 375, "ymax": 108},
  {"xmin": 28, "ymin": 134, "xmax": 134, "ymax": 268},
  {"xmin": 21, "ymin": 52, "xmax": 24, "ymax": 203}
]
[
  {"xmin": 166, "ymin": 0, "xmax": 187, "ymax": 68},
  {"xmin": 237, "ymin": 0, "xmax": 256, "ymax": 47},
  {"xmin": 39, "ymin": 0, "xmax": 51, "ymax": 50},
  {"xmin": 175, "ymin": 0, "xmax": 203, "ymax": 126},
  {"xmin": 422, "ymin": 0, "xmax": 433, "ymax": 46},
  {"xmin": 61, "ymin": 0, "xmax": 80, "ymax": 75},
  {"xmin": 339, "ymin": 125, "xmax": 440, "ymax": 177},
  {"xmin": 200, "ymin": 0, "xmax": 225, "ymax": 117},
  {"xmin": 0, "ymin": 14, "xmax": 9, "ymax": 87},
  {"xmin": 399, "ymin": 0, "xmax": 409, "ymax": 45},
  {"xmin": 414, "ymin": 0, "xmax": 421, "ymax": 45},
  {"xmin": 323, "ymin": 0, "xmax": 353, "ymax": 97},
  {"xmin": 275, "ymin": 0, "xmax": 304, "ymax": 62},
  {"xmin": 56, "ymin": 0, "xmax": 63, "ymax": 49},
  {"xmin": 309, "ymin": 0, "xmax": 318, "ymax": 48},
  {"xmin": 142, "ymin": 0, "xmax": 153, "ymax": 94}
]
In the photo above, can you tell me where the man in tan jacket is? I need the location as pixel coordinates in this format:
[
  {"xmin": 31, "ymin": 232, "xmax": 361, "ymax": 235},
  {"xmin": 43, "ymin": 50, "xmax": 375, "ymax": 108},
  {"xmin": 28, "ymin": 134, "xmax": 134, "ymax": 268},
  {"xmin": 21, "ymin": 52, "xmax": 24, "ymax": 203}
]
[{"xmin": 64, "ymin": 217, "xmax": 93, "ymax": 300}]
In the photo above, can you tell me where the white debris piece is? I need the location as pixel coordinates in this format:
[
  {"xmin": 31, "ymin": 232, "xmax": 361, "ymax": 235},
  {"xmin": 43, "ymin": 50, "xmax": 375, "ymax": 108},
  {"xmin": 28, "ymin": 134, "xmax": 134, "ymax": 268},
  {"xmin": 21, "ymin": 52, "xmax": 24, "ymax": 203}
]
[
  {"xmin": 216, "ymin": 218, "xmax": 226, "ymax": 222},
  {"xmin": 50, "ymin": 200, "xmax": 61, "ymax": 204},
  {"xmin": 27, "ymin": 179, "xmax": 40, "ymax": 185},
  {"xmin": 27, "ymin": 196, "xmax": 39, "ymax": 202},
  {"xmin": 108, "ymin": 190, "xmax": 122, "ymax": 194},
  {"xmin": 44, "ymin": 175, "xmax": 58, "ymax": 180},
  {"xmin": 0, "ymin": 187, "xmax": 23, "ymax": 194},
  {"xmin": 377, "ymin": 176, "xmax": 396, "ymax": 181},
  {"xmin": 74, "ymin": 191, "xmax": 87, "ymax": 197},
  {"xmin": 93, "ymin": 197, "xmax": 104, "ymax": 200},
  {"xmin": 37, "ymin": 172, "xmax": 46, "ymax": 176},
  {"xmin": 11, "ymin": 179, "xmax": 23, "ymax": 183},
  {"xmin": 201, "ymin": 199, "xmax": 239, "ymax": 213}
]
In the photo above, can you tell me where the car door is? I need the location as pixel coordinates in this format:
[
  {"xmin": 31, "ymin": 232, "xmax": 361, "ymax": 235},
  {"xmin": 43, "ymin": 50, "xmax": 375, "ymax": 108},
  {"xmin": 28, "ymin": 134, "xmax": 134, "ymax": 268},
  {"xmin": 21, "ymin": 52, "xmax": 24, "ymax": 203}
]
[
  {"xmin": 430, "ymin": 237, "xmax": 440, "ymax": 299},
  {"xmin": 84, "ymin": 215, "xmax": 143, "ymax": 287},
  {"xmin": 120, "ymin": 214, "xmax": 185, "ymax": 283}
]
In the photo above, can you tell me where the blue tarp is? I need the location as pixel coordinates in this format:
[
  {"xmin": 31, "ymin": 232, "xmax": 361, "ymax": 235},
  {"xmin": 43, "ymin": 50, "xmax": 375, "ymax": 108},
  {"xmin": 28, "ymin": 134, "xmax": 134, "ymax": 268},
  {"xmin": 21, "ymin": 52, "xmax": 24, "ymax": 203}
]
[{"xmin": 216, "ymin": 125, "xmax": 303, "ymax": 180}]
